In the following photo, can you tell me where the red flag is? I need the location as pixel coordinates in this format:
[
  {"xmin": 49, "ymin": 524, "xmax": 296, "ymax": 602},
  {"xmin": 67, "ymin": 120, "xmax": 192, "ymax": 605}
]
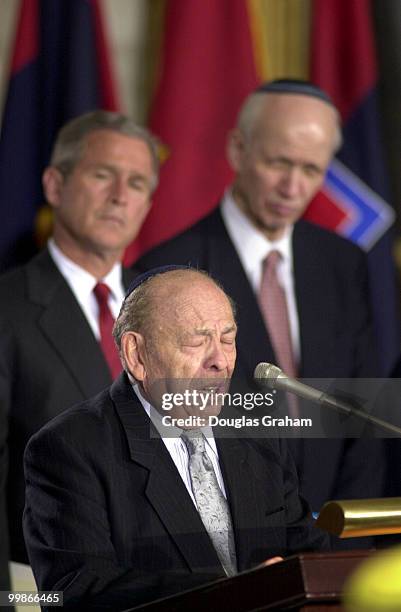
[
  {"xmin": 126, "ymin": 0, "xmax": 260, "ymax": 263},
  {"xmin": 310, "ymin": 0, "xmax": 376, "ymax": 121}
]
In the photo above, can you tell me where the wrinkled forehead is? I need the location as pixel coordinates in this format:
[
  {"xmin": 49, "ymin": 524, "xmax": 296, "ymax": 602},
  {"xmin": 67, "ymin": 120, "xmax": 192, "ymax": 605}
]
[
  {"xmin": 174, "ymin": 295, "xmax": 235, "ymax": 331},
  {"xmin": 151, "ymin": 274, "xmax": 235, "ymax": 331}
]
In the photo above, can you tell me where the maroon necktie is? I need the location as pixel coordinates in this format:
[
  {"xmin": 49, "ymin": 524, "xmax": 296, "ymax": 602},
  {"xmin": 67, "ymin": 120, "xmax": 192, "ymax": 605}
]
[
  {"xmin": 93, "ymin": 283, "xmax": 121, "ymax": 379},
  {"xmin": 259, "ymin": 250, "xmax": 298, "ymax": 416}
]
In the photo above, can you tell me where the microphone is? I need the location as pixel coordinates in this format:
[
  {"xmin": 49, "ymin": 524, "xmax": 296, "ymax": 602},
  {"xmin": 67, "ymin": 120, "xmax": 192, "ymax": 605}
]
[
  {"xmin": 254, "ymin": 362, "xmax": 401, "ymax": 436},
  {"xmin": 254, "ymin": 362, "xmax": 352, "ymax": 415}
]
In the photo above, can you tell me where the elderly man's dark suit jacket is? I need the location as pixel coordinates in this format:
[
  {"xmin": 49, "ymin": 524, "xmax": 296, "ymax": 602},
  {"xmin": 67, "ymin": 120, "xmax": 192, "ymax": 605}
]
[
  {"xmin": 23, "ymin": 373, "xmax": 328, "ymax": 611},
  {"xmin": 0, "ymin": 247, "xmax": 135, "ymax": 562},
  {"xmin": 136, "ymin": 207, "xmax": 383, "ymax": 513}
]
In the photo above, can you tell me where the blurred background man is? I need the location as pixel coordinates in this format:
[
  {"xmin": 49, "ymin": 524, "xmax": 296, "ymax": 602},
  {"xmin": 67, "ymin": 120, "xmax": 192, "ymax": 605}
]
[
  {"xmin": 0, "ymin": 110, "xmax": 159, "ymax": 563},
  {"xmin": 136, "ymin": 80, "xmax": 384, "ymax": 518}
]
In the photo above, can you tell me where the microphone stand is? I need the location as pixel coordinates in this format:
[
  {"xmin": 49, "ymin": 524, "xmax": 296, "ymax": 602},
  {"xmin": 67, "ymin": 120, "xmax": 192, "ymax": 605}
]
[{"xmin": 254, "ymin": 363, "xmax": 401, "ymax": 437}]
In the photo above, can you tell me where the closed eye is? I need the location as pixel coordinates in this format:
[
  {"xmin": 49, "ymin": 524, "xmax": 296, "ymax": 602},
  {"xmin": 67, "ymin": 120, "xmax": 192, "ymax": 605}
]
[
  {"xmin": 94, "ymin": 170, "xmax": 111, "ymax": 179},
  {"xmin": 129, "ymin": 176, "xmax": 149, "ymax": 192},
  {"xmin": 302, "ymin": 164, "xmax": 323, "ymax": 177}
]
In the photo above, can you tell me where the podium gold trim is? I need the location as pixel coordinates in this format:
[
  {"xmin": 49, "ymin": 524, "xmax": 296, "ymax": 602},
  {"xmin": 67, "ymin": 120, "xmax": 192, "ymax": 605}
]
[{"xmin": 316, "ymin": 498, "xmax": 401, "ymax": 538}]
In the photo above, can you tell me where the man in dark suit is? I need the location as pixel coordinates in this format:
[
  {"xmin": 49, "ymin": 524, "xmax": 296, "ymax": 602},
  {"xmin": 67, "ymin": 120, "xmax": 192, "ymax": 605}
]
[
  {"xmin": 136, "ymin": 80, "xmax": 383, "ymax": 514},
  {"xmin": 24, "ymin": 267, "xmax": 328, "ymax": 610},
  {"xmin": 0, "ymin": 110, "xmax": 159, "ymax": 563}
]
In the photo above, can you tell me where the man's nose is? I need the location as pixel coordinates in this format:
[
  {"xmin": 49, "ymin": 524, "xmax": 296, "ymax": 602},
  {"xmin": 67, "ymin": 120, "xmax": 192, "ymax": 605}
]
[
  {"xmin": 110, "ymin": 176, "xmax": 128, "ymax": 205},
  {"xmin": 204, "ymin": 340, "xmax": 230, "ymax": 372},
  {"xmin": 278, "ymin": 167, "xmax": 301, "ymax": 197}
]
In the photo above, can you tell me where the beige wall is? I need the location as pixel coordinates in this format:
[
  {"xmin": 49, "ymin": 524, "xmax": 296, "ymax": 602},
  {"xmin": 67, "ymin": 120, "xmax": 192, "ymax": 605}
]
[{"xmin": 0, "ymin": 0, "xmax": 18, "ymax": 115}]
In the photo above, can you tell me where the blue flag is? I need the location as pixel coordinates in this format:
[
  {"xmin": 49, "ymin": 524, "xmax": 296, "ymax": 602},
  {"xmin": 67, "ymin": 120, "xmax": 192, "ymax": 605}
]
[{"xmin": 0, "ymin": 0, "xmax": 119, "ymax": 271}]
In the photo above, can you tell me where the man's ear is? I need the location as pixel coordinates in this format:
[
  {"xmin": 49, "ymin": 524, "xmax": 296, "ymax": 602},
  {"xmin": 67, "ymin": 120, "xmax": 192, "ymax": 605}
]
[
  {"xmin": 121, "ymin": 332, "xmax": 147, "ymax": 382},
  {"xmin": 42, "ymin": 167, "xmax": 65, "ymax": 209},
  {"xmin": 226, "ymin": 128, "xmax": 245, "ymax": 172}
]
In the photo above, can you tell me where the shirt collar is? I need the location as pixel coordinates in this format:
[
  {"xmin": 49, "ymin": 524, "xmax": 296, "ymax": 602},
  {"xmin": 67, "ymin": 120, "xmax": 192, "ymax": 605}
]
[
  {"xmin": 48, "ymin": 238, "xmax": 123, "ymax": 300},
  {"xmin": 220, "ymin": 189, "xmax": 293, "ymax": 274},
  {"xmin": 130, "ymin": 379, "xmax": 216, "ymax": 443}
]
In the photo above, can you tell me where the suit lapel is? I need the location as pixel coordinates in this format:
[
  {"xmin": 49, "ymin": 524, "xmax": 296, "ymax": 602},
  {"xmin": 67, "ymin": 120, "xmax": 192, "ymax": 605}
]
[
  {"xmin": 205, "ymin": 210, "xmax": 275, "ymax": 377},
  {"xmin": 111, "ymin": 378, "xmax": 222, "ymax": 571},
  {"xmin": 26, "ymin": 250, "xmax": 112, "ymax": 396},
  {"xmin": 216, "ymin": 437, "xmax": 254, "ymax": 571},
  {"xmin": 26, "ymin": 251, "xmax": 138, "ymax": 397},
  {"xmin": 217, "ymin": 435, "xmax": 285, "ymax": 571}
]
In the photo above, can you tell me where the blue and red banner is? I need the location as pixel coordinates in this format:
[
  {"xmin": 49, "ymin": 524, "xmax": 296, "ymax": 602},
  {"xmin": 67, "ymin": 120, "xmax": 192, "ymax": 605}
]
[
  {"xmin": 307, "ymin": 0, "xmax": 399, "ymax": 374},
  {"xmin": 0, "ymin": 0, "xmax": 119, "ymax": 271}
]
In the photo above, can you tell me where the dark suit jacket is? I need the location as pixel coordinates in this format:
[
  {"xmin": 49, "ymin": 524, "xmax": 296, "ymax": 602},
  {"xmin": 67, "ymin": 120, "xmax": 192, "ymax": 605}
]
[
  {"xmin": 136, "ymin": 208, "xmax": 384, "ymax": 513},
  {"xmin": 23, "ymin": 374, "xmax": 328, "ymax": 611},
  {"xmin": 0, "ymin": 248, "xmax": 135, "ymax": 562},
  {"xmin": 0, "ymin": 402, "xmax": 10, "ymax": 592}
]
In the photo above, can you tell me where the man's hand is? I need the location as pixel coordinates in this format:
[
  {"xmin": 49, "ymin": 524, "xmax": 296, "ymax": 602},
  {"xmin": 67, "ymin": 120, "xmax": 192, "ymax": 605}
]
[{"xmin": 258, "ymin": 556, "xmax": 284, "ymax": 568}]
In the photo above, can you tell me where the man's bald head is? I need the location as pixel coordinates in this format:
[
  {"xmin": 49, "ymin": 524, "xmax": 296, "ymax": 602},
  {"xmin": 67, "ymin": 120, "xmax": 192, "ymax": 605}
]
[{"xmin": 113, "ymin": 268, "xmax": 236, "ymax": 360}]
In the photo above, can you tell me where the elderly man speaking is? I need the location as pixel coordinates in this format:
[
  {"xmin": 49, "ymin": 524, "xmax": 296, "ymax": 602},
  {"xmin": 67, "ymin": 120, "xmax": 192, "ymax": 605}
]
[{"xmin": 23, "ymin": 267, "xmax": 327, "ymax": 611}]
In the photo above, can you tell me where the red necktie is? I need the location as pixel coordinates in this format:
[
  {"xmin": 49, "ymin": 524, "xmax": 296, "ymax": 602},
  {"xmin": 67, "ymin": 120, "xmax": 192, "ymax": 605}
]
[
  {"xmin": 93, "ymin": 283, "xmax": 121, "ymax": 379},
  {"xmin": 259, "ymin": 251, "xmax": 298, "ymax": 416}
]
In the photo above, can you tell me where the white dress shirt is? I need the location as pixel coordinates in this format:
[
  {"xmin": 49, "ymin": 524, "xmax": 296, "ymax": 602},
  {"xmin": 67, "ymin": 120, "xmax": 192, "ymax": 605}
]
[
  {"xmin": 48, "ymin": 238, "xmax": 126, "ymax": 340},
  {"xmin": 220, "ymin": 190, "xmax": 301, "ymax": 364},
  {"xmin": 132, "ymin": 383, "xmax": 228, "ymax": 506}
]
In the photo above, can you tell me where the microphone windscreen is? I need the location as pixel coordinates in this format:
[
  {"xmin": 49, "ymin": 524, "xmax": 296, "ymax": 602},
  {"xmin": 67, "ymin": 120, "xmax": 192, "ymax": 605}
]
[{"xmin": 254, "ymin": 362, "xmax": 282, "ymax": 387}]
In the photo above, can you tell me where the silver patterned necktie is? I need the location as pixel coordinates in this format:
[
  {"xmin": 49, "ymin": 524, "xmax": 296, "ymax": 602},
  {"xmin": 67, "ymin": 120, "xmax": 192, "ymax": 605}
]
[{"xmin": 182, "ymin": 430, "xmax": 237, "ymax": 576}]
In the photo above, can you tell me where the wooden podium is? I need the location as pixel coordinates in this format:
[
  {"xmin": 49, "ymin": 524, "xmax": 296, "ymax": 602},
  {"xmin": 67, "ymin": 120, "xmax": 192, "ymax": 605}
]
[{"xmin": 129, "ymin": 551, "xmax": 369, "ymax": 611}]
